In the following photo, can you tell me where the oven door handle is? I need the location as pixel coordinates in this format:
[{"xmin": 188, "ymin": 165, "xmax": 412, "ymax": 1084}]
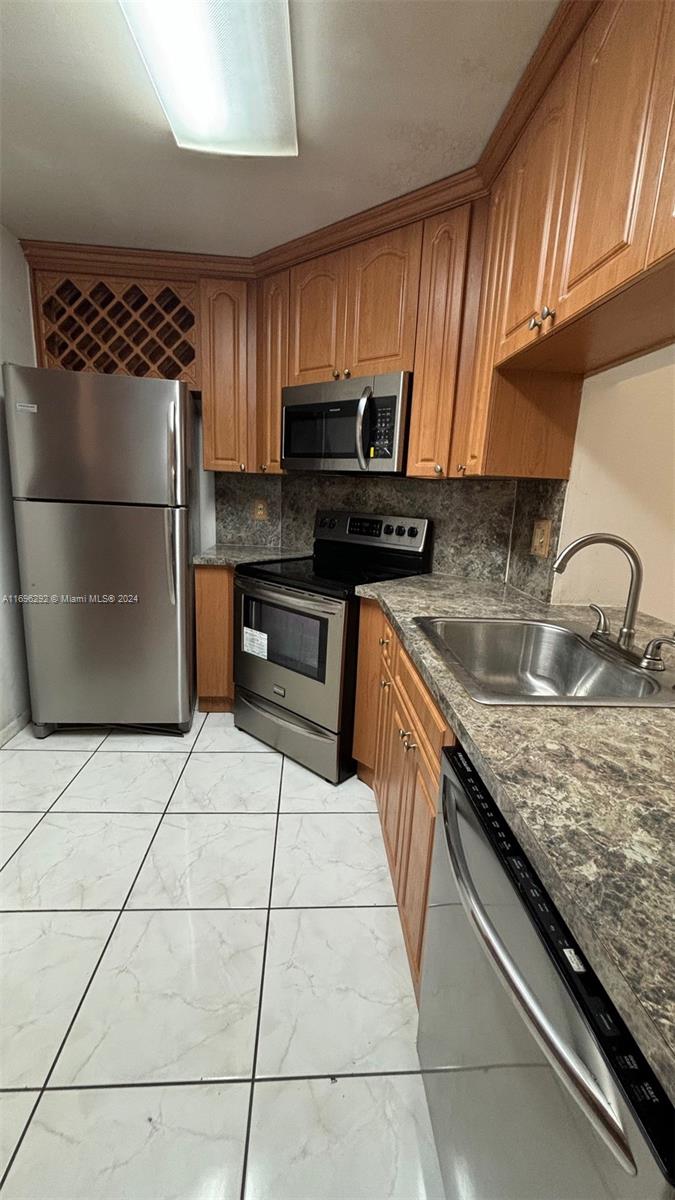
[
  {"xmin": 355, "ymin": 386, "xmax": 372, "ymax": 472},
  {"xmin": 234, "ymin": 577, "xmax": 345, "ymax": 619},
  {"xmin": 443, "ymin": 775, "xmax": 637, "ymax": 1178}
]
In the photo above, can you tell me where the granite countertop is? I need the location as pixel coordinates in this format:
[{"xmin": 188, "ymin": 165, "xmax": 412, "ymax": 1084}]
[
  {"xmin": 194, "ymin": 543, "xmax": 309, "ymax": 567},
  {"xmin": 356, "ymin": 573, "xmax": 675, "ymax": 1103}
]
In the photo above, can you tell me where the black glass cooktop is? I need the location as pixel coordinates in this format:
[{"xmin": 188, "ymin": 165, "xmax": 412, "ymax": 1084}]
[{"xmin": 235, "ymin": 552, "xmax": 426, "ymax": 599}]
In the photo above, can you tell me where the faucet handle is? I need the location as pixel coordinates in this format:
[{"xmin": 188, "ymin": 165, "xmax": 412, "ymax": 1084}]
[
  {"xmin": 640, "ymin": 633, "xmax": 675, "ymax": 671},
  {"xmin": 589, "ymin": 603, "xmax": 611, "ymax": 637}
]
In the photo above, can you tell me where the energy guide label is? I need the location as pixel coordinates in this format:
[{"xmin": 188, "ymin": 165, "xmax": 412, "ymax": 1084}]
[{"xmin": 243, "ymin": 628, "xmax": 268, "ymax": 659}]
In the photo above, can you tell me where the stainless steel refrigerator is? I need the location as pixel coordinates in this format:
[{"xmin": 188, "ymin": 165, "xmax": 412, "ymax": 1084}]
[{"xmin": 4, "ymin": 364, "xmax": 197, "ymax": 737}]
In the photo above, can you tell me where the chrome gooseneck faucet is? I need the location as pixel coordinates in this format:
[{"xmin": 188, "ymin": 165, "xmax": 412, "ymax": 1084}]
[{"xmin": 553, "ymin": 533, "xmax": 644, "ymax": 651}]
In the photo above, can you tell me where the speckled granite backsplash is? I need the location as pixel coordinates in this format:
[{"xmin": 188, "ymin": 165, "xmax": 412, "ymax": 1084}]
[{"xmin": 214, "ymin": 472, "xmax": 567, "ymax": 600}]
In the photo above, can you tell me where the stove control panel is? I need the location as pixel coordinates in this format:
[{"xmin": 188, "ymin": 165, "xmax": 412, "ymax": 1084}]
[{"xmin": 315, "ymin": 511, "xmax": 430, "ymax": 553}]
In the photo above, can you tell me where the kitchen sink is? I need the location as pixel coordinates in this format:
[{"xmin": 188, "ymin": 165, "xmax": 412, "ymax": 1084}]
[{"xmin": 415, "ymin": 618, "xmax": 675, "ymax": 707}]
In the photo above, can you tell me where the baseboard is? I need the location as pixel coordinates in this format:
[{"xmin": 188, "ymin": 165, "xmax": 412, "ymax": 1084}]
[
  {"xmin": 357, "ymin": 762, "xmax": 375, "ymax": 788},
  {"xmin": 198, "ymin": 696, "xmax": 234, "ymax": 713},
  {"xmin": 0, "ymin": 708, "xmax": 31, "ymax": 748}
]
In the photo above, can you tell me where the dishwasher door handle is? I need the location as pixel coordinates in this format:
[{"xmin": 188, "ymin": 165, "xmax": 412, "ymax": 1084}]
[{"xmin": 443, "ymin": 781, "xmax": 637, "ymax": 1178}]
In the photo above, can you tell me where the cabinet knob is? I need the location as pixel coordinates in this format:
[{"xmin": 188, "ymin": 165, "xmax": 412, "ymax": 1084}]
[
  {"xmin": 433, "ymin": 463, "xmax": 443, "ymax": 475},
  {"xmin": 399, "ymin": 728, "xmax": 412, "ymax": 739},
  {"xmin": 378, "ymin": 636, "xmax": 390, "ymax": 646},
  {"xmin": 380, "ymin": 679, "xmax": 391, "ymax": 689},
  {"xmin": 457, "ymin": 463, "xmax": 466, "ymax": 474},
  {"xmin": 260, "ymin": 463, "xmax": 267, "ymax": 472},
  {"xmin": 528, "ymin": 315, "xmax": 542, "ymax": 331},
  {"xmin": 239, "ymin": 463, "xmax": 246, "ymax": 471},
  {"xmin": 541, "ymin": 304, "xmax": 556, "ymax": 321},
  {"xmin": 344, "ymin": 368, "xmax": 351, "ymax": 378},
  {"xmin": 332, "ymin": 369, "xmax": 340, "ymax": 380},
  {"xmin": 403, "ymin": 739, "xmax": 417, "ymax": 753}
]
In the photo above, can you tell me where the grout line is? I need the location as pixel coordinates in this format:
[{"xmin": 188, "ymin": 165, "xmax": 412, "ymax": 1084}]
[
  {"xmin": 0, "ymin": 904, "xmax": 398, "ymax": 915},
  {"xmin": 0, "ymin": 746, "xmax": 102, "ymax": 875},
  {"xmin": 0, "ymin": 731, "xmax": 199, "ymax": 1191},
  {"xmin": 238, "ymin": 755, "xmax": 285, "ymax": 1200}
]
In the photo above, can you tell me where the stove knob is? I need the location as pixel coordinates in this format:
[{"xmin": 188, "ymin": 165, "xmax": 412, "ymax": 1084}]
[
  {"xmin": 328, "ymin": 518, "xmax": 337, "ymax": 529},
  {"xmin": 383, "ymin": 524, "xmax": 394, "ymax": 535},
  {"xmin": 395, "ymin": 525, "xmax": 406, "ymax": 536},
  {"xmin": 407, "ymin": 526, "xmax": 419, "ymax": 537},
  {"xmin": 319, "ymin": 517, "xmax": 328, "ymax": 528}
]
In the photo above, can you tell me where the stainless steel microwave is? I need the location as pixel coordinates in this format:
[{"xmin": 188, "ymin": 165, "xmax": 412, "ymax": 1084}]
[{"xmin": 281, "ymin": 371, "xmax": 410, "ymax": 473}]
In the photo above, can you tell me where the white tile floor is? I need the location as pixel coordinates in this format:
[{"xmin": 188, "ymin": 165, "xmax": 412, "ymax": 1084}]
[{"xmin": 0, "ymin": 714, "xmax": 444, "ymax": 1199}]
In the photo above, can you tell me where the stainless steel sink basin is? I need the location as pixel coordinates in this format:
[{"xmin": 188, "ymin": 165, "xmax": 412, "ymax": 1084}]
[{"xmin": 416, "ymin": 618, "xmax": 675, "ymax": 707}]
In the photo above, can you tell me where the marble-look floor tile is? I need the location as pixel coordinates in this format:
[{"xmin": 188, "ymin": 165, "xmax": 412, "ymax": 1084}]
[
  {"xmin": 0, "ymin": 912, "xmax": 115, "ymax": 1088},
  {"xmin": 0, "ymin": 813, "xmax": 159, "ymax": 910},
  {"xmin": 53, "ymin": 751, "xmax": 188, "ymax": 812},
  {"xmin": 0, "ymin": 814, "xmax": 43, "ymax": 867},
  {"xmin": 281, "ymin": 761, "xmax": 376, "ymax": 812},
  {"xmin": 101, "ymin": 712, "xmax": 206, "ymax": 753},
  {"xmin": 2, "ymin": 1083, "xmax": 249, "ymax": 1200},
  {"xmin": 169, "ymin": 752, "xmax": 282, "ymax": 813},
  {"xmin": 0, "ymin": 752, "xmax": 90, "ymax": 812},
  {"xmin": 257, "ymin": 908, "xmax": 418, "ymax": 1076},
  {"xmin": 128, "ymin": 815, "xmax": 276, "ymax": 908},
  {"xmin": 193, "ymin": 713, "xmax": 276, "ymax": 754},
  {"xmin": 0, "ymin": 1092, "xmax": 37, "ymax": 1178},
  {"xmin": 52, "ymin": 910, "xmax": 265, "ymax": 1085},
  {"xmin": 245, "ymin": 1075, "xmax": 444, "ymax": 1200},
  {"xmin": 3, "ymin": 726, "xmax": 108, "ymax": 752},
  {"xmin": 272, "ymin": 814, "xmax": 395, "ymax": 907}
]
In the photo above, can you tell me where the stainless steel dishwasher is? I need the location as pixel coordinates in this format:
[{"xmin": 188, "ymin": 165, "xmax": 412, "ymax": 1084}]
[{"xmin": 417, "ymin": 746, "xmax": 674, "ymax": 1200}]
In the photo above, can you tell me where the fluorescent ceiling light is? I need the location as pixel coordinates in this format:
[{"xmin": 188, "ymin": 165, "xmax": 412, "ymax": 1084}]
[{"xmin": 118, "ymin": 0, "xmax": 297, "ymax": 156}]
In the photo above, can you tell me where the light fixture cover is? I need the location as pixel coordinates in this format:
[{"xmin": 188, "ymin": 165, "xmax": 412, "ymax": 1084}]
[{"xmin": 119, "ymin": 0, "xmax": 298, "ymax": 156}]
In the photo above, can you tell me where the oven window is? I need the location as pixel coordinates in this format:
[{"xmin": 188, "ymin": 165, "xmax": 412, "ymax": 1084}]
[
  {"xmin": 284, "ymin": 400, "xmax": 359, "ymax": 460},
  {"xmin": 243, "ymin": 596, "xmax": 329, "ymax": 682}
]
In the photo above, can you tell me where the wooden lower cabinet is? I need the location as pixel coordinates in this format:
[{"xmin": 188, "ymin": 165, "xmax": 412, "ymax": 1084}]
[
  {"xmin": 355, "ymin": 605, "xmax": 454, "ymax": 993},
  {"xmin": 195, "ymin": 565, "xmax": 235, "ymax": 712}
]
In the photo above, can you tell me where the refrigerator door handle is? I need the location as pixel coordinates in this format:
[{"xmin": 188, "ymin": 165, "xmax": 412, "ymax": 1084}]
[
  {"xmin": 167, "ymin": 400, "xmax": 177, "ymax": 506},
  {"xmin": 443, "ymin": 775, "xmax": 637, "ymax": 1178},
  {"xmin": 164, "ymin": 509, "xmax": 176, "ymax": 606}
]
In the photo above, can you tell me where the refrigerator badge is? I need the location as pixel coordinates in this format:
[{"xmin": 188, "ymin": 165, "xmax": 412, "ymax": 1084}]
[{"xmin": 16, "ymin": 402, "xmax": 38, "ymax": 412}]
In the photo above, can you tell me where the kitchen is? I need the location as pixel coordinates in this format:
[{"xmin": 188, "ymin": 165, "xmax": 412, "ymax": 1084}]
[{"xmin": 0, "ymin": 0, "xmax": 674, "ymax": 1197}]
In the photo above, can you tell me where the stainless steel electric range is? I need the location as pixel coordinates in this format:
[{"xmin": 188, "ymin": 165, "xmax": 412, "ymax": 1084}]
[{"xmin": 233, "ymin": 510, "xmax": 432, "ymax": 783}]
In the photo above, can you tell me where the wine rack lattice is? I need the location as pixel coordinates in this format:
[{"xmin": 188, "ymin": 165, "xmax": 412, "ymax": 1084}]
[{"xmin": 34, "ymin": 272, "xmax": 199, "ymax": 387}]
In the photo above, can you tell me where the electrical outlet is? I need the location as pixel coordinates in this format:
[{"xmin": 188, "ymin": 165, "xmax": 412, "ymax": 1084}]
[
  {"xmin": 530, "ymin": 518, "xmax": 552, "ymax": 559},
  {"xmin": 253, "ymin": 499, "xmax": 268, "ymax": 522}
]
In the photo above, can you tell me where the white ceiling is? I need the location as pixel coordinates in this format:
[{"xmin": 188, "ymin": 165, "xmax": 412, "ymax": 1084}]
[{"xmin": 0, "ymin": 0, "xmax": 558, "ymax": 257}]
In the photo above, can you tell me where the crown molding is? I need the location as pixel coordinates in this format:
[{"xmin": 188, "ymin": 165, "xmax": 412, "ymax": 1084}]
[{"xmin": 20, "ymin": 1, "xmax": 599, "ymax": 282}]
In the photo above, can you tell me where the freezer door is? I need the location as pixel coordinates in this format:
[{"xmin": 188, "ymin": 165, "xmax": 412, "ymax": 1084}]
[
  {"xmin": 4, "ymin": 364, "xmax": 190, "ymax": 505},
  {"xmin": 13, "ymin": 500, "xmax": 193, "ymax": 726}
]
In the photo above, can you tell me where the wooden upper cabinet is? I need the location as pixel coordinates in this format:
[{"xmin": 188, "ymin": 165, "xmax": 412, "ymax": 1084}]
[
  {"xmin": 201, "ymin": 278, "xmax": 250, "ymax": 472},
  {"xmin": 494, "ymin": 46, "xmax": 580, "ymax": 364},
  {"xmin": 257, "ymin": 270, "xmax": 289, "ymax": 473},
  {"xmin": 406, "ymin": 207, "xmax": 471, "ymax": 478},
  {"xmin": 551, "ymin": 0, "xmax": 667, "ymax": 324},
  {"xmin": 288, "ymin": 250, "xmax": 347, "ymax": 384},
  {"xmin": 344, "ymin": 224, "xmax": 423, "ymax": 377},
  {"xmin": 645, "ymin": 2, "xmax": 675, "ymax": 268}
]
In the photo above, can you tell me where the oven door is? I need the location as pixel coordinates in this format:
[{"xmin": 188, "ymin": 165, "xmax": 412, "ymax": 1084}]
[
  {"xmin": 281, "ymin": 390, "xmax": 372, "ymax": 472},
  {"xmin": 234, "ymin": 578, "xmax": 349, "ymax": 732}
]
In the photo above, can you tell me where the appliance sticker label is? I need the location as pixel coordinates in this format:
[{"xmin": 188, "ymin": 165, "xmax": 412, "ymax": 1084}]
[
  {"xmin": 16, "ymin": 402, "xmax": 38, "ymax": 412},
  {"xmin": 562, "ymin": 947, "xmax": 586, "ymax": 973},
  {"xmin": 243, "ymin": 627, "xmax": 268, "ymax": 659}
]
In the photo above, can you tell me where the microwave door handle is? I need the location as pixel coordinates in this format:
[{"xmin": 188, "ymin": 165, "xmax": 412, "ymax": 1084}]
[
  {"xmin": 355, "ymin": 386, "xmax": 372, "ymax": 471},
  {"xmin": 443, "ymin": 780, "xmax": 637, "ymax": 1178}
]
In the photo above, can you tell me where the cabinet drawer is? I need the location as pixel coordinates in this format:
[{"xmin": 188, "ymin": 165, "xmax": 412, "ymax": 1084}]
[
  {"xmin": 394, "ymin": 644, "xmax": 448, "ymax": 764},
  {"xmin": 380, "ymin": 617, "xmax": 397, "ymax": 670}
]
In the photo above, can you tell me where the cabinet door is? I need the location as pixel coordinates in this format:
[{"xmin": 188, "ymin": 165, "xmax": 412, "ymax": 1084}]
[
  {"xmin": 407, "ymin": 206, "xmax": 471, "ymax": 478},
  {"xmin": 201, "ymin": 279, "xmax": 250, "ymax": 472},
  {"xmin": 494, "ymin": 47, "xmax": 580, "ymax": 364},
  {"xmin": 645, "ymin": 3, "xmax": 675, "ymax": 267},
  {"xmin": 257, "ymin": 270, "xmax": 289, "ymax": 473},
  {"xmin": 378, "ymin": 688, "xmax": 413, "ymax": 883},
  {"xmin": 288, "ymin": 250, "xmax": 347, "ymax": 384},
  {"xmin": 552, "ymin": 0, "xmax": 667, "ymax": 324},
  {"xmin": 352, "ymin": 600, "xmax": 385, "ymax": 770},
  {"xmin": 195, "ymin": 565, "xmax": 234, "ymax": 711},
  {"xmin": 397, "ymin": 747, "xmax": 437, "ymax": 988},
  {"xmin": 344, "ymin": 224, "xmax": 423, "ymax": 377}
]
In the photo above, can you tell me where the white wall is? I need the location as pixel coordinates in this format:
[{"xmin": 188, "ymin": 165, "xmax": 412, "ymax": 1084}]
[
  {"xmin": 552, "ymin": 345, "xmax": 675, "ymax": 624},
  {"xmin": 0, "ymin": 225, "xmax": 35, "ymax": 743}
]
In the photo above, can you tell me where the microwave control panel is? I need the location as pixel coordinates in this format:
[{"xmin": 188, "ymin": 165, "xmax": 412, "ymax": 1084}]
[{"xmin": 369, "ymin": 396, "xmax": 396, "ymax": 459}]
